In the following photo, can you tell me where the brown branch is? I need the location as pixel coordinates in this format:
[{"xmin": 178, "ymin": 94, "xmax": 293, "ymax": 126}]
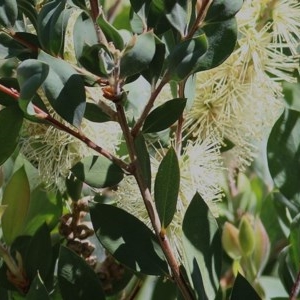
[
  {"xmin": 114, "ymin": 100, "xmax": 194, "ymax": 300},
  {"xmin": 290, "ymin": 268, "xmax": 300, "ymax": 300},
  {"xmin": 185, "ymin": 0, "xmax": 213, "ymax": 39},
  {"xmin": 131, "ymin": 78, "xmax": 168, "ymax": 137},
  {"xmin": 0, "ymin": 83, "xmax": 129, "ymax": 172}
]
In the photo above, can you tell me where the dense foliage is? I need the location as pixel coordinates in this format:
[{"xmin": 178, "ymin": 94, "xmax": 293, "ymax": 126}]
[{"xmin": 0, "ymin": 0, "xmax": 300, "ymax": 299}]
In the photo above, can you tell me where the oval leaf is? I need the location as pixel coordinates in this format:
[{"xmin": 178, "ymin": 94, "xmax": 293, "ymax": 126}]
[
  {"xmin": 1, "ymin": 167, "xmax": 30, "ymax": 245},
  {"xmin": 230, "ymin": 273, "xmax": 261, "ymax": 300},
  {"xmin": 37, "ymin": 0, "xmax": 72, "ymax": 55},
  {"xmin": 205, "ymin": 0, "xmax": 243, "ymax": 22},
  {"xmin": 97, "ymin": 14, "xmax": 124, "ymax": 50},
  {"xmin": 182, "ymin": 193, "xmax": 222, "ymax": 300},
  {"xmin": 17, "ymin": 59, "xmax": 49, "ymax": 114},
  {"xmin": 154, "ymin": 147, "xmax": 179, "ymax": 228},
  {"xmin": 71, "ymin": 155, "xmax": 124, "ymax": 188},
  {"xmin": 134, "ymin": 134, "xmax": 152, "ymax": 190},
  {"xmin": 167, "ymin": 35, "xmax": 208, "ymax": 81},
  {"xmin": 24, "ymin": 223, "xmax": 53, "ymax": 281},
  {"xmin": 267, "ymin": 109, "xmax": 300, "ymax": 205},
  {"xmin": 58, "ymin": 246, "xmax": 105, "ymax": 300},
  {"xmin": 0, "ymin": 0, "xmax": 18, "ymax": 27},
  {"xmin": 0, "ymin": 105, "xmax": 23, "ymax": 165},
  {"xmin": 84, "ymin": 102, "xmax": 111, "ymax": 123},
  {"xmin": 26, "ymin": 273, "xmax": 50, "ymax": 300},
  {"xmin": 38, "ymin": 51, "xmax": 86, "ymax": 127},
  {"xmin": 120, "ymin": 31, "xmax": 156, "ymax": 78},
  {"xmin": 142, "ymin": 98, "xmax": 187, "ymax": 133},
  {"xmin": 195, "ymin": 18, "xmax": 238, "ymax": 72},
  {"xmin": 90, "ymin": 203, "xmax": 169, "ymax": 275}
]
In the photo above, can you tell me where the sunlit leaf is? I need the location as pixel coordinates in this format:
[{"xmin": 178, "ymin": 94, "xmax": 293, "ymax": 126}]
[
  {"xmin": 154, "ymin": 147, "xmax": 179, "ymax": 228},
  {"xmin": 90, "ymin": 203, "xmax": 169, "ymax": 275},
  {"xmin": 38, "ymin": 51, "xmax": 86, "ymax": 127},
  {"xmin": 71, "ymin": 155, "xmax": 124, "ymax": 188},
  {"xmin": 182, "ymin": 193, "xmax": 222, "ymax": 300},
  {"xmin": 0, "ymin": 105, "xmax": 23, "ymax": 165},
  {"xmin": 58, "ymin": 246, "xmax": 105, "ymax": 300},
  {"xmin": 1, "ymin": 167, "xmax": 30, "ymax": 245}
]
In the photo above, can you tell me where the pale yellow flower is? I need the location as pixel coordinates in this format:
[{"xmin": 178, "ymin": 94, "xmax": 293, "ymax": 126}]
[
  {"xmin": 20, "ymin": 110, "xmax": 122, "ymax": 189},
  {"xmin": 115, "ymin": 137, "xmax": 224, "ymax": 259}
]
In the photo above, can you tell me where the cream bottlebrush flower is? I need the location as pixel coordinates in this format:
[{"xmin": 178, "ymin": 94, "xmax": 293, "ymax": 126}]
[
  {"xmin": 184, "ymin": 0, "xmax": 299, "ymax": 169},
  {"xmin": 20, "ymin": 111, "xmax": 122, "ymax": 189},
  {"xmin": 270, "ymin": 0, "xmax": 300, "ymax": 55},
  {"xmin": 115, "ymin": 137, "xmax": 224, "ymax": 259}
]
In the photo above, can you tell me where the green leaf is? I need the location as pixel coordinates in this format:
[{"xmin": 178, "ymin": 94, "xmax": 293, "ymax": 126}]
[
  {"xmin": 17, "ymin": 59, "xmax": 49, "ymax": 115},
  {"xmin": 267, "ymin": 109, "xmax": 300, "ymax": 206},
  {"xmin": 0, "ymin": 78, "xmax": 19, "ymax": 106},
  {"xmin": 38, "ymin": 51, "xmax": 86, "ymax": 127},
  {"xmin": 283, "ymin": 82, "xmax": 300, "ymax": 112},
  {"xmin": 230, "ymin": 273, "xmax": 261, "ymax": 300},
  {"xmin": 37, "ymin": 0, "xmax": 72, "ymax": 55},
  {"xmin": 154, "ymin": 147, "xmax": 179, "ymax": 228},
  {"xmin": 23, "ymin": 187, "xmax": 63, "ymax": 235},
  {"xmin": 97, "ymin": 14, "xmax": 124, "ymax": 50},
  {"xmin": 79, "ymin": 44, "xmax": 115, "ymax": 77},
  {"xmin": 289, "ymin": 213, "xmax": 300, "ymax": 270},
  {"xmin": 71, "ymin": 155, "xmax": 124, "ymax": 188},
  {"xmin": 167, "ymin": 35, "xmax": 208, "ymax": 81},
  {"xmin": 278, "ymin": 247, "xmax": 296, "ymax": 294},
  {"xmin": 142, "ymin": 98, "xmax": 187, "ymax": 133},
  {"xmin": 1, "ymin": 167, "xmax": 30, "ymax": 245},
  {"xmin": 120, "ymin": 31, "xmax": 156, "ymax": 78},
  {"xmin": 0, "ymin": 32, "xmax": 27, "ymax": 59},
  {"xmin": 195, "ymin": 18, "xmax": 238, "ymax": 72},
  {"xmin": 58, "ymin": 246, "xmax": 105, "ymax": 300},
  {"xmin": 205, "ymin": 0, "xmax": 243, "ymax": 22},
  {"xmin": 0, "ymin": 105, "xmax": 23, "ymax": 165},
  {"xmin": 182, "ymin": 193, "xmax": 222, "ymax": 300},
  {"xmin": 90, "ymin": 203, "xmax": 169, "ymax": 275},
  {"xmin": 18, "ymin": 0, "xmax": 38, "ymax": 31},
  {"xmin": 152, "ymin": 277, "xmax": 178, "ymax": 300},
  {"xmin": 0, "ymin": 0, "xmax": 18, "ymax": 27},
  {"xmin": 129, "ymin": 0, "xmax": 152, "ymax": 23},
  {"xmin": 65, "ymin": 174, "xmax": 83, "ymax": 202},
  {"xmin": 134, "ymin": 134, "xmax": 152, "ymax": 190},
  {"xmin": 73, "ymin": 11, "xmax": 98, "ymax": 61},
  {"xmin": 142, "ymin": 38, "xmax": 166, "ymax": 84},
  {"xmin": 164, "ymin": 0, "xmax": 188, "ymax": 36},
  {"xmin": 24, "ymin": 223, "xmax": 53, "ymax": 281},
  {"xmin": 84, "ymin": 102, "xmax": 111, "ymax": 123},
  {"xmin": 26, "ymin": 273, "xmax": 50, "ymax": 300}
]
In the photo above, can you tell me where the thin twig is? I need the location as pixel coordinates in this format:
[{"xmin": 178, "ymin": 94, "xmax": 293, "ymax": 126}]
[
  {"xmin": 0, "ymin": 83, "xmax": 129, "ymax": 172},
  {"xmin": 131, "ymin": 78, "xmax": 168, "ymax": 137},
  {"xmin": 114, "ymin": 101, "xmax": 194, "ymax": 300},
  {"xmin": 290, "ymin": 268, "xmax": 300, "ymax": 300},
  {"xmin": 185, "ymin": 0, "xmax": 213, "ymax": 39}
]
